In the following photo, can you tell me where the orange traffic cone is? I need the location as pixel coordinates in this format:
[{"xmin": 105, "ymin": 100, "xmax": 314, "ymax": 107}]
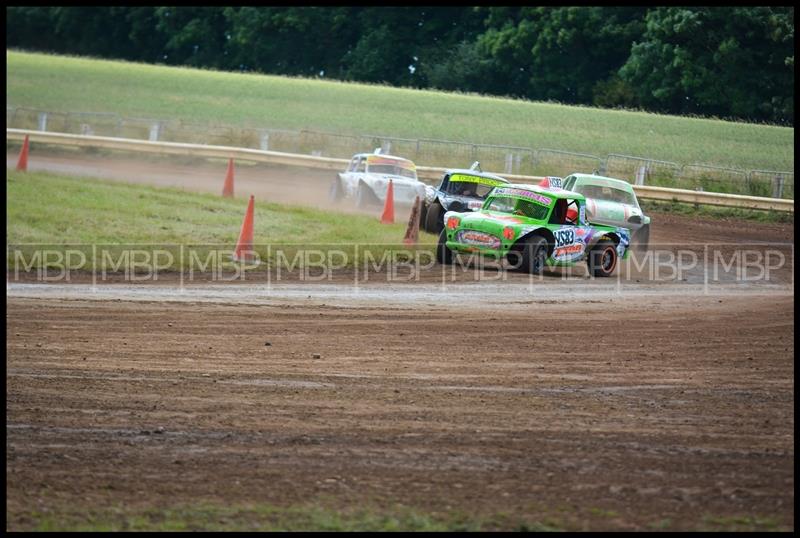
[
  {"xmin": 222, "ymin": 158, "xmax": 235, "ymax": 197},
  {"xmin": 232, "ymin": 195, "xmax": 255, "ymax": 262},
  {"xmin": 403, "ymin": 196, "xmax": 422, "ymax": 245},
  {"xmin": 16, "ymin": 135, "xmax": 30, "ymax": 172},
  {"xmin": 380, "ymin": 180, "xmax": 395, "ymax": 224}
]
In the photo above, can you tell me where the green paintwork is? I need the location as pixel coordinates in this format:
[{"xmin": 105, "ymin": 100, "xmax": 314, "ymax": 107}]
[{"xmin": 442, "ymin": 183, "xmax": 632, "ymax": 266}]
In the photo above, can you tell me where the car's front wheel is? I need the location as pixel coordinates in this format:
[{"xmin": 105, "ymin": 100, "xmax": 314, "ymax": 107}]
[
  {"xmin": 424, "ymin": 203, "xmax": 443, "ymax": 234},
  {"xmin": 521, "ymin": 235, "xmax": 548, "ymax": 275}
]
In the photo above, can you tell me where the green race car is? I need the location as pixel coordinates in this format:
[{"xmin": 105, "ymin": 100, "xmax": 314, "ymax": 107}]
[{"xmin": 437, "ymin": 184, "xmax": 632, "ymax": 276}]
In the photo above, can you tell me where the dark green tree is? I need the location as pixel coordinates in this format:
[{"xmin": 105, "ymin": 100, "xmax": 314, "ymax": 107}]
[
  {"xmin": 472, "ymin": 7, "xmax": 647, "ymax": 103},
  {"xmin": 6, "ymin": 7, "xmax": 60, "ymax": 52},
  {"xmin": 223, "ymin": 7, "xmax": 360, "ymax": 76},
  {"xmin": 153, "ymin": 7, "xmax": 229, "ymax": 68},
  {"xmin": 619, "ymin": 7, "xmax": 794, "ymax": 124}
]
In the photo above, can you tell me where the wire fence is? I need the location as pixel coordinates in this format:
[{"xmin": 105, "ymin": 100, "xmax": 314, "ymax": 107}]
[{"xmin": 6, "ymin": 106, "xmax": 794, "ymax": 200}]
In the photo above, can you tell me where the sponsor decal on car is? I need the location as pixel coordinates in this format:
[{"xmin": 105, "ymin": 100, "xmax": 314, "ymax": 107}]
[
  {"xmin": 546, "ymin": 176, "xmax": 562, "ymax": 189},
  {"xmin": 449, "ymin": 173, "xmax": 506, "ymax": 187},
  {"xmin": 492, "ymin": 187, "xmax": 552, "ymax": 206},
  {"xmin": 456, "ymin": 230, "xmax": 501, "ymax": 249},
  {"xmin": 554, "ymin": 244, "xmax": 583, "ymax": 256},
  {"xmin": 467, "ymin": 200, "xmax": 483, "ymax": 210},
  {"xmin": 538, "ymin": 176, "xmax": 563, "ymax": 189}
]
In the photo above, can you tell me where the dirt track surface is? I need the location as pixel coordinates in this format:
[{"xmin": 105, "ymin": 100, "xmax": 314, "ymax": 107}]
[
  {"xmin": 6, "ymin": 291, "xmax": 795, "ymax": 531},
  {"xmin": 7, "ymin": 150, "xmax": 393, "ymax": 214},
  {"xmin": 6, "ymin": 151, "xmax": 796, "ymax": 530}
]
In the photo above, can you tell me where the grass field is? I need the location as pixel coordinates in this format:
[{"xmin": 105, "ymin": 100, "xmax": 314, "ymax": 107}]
[
  {"xmin": 6, "ymin": 170, "xmax": 435, "ymax": 270},
  {"xmin": 6, "ymin": 50, "xmax": 794, "ymax": 173}
]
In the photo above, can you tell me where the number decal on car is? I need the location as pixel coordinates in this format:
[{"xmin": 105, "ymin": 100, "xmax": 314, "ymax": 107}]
[{"xmin": 554, "ymin": 228, "xmax": 574, "ymax": 247}]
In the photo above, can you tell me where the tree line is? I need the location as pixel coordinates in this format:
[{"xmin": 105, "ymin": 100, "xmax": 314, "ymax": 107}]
[{"xmin": 6, "ymin": 6, "xmax": 794, "ymax": 125}]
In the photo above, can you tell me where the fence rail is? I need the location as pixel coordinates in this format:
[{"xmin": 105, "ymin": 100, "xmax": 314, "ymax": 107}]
[
  {"xmin": 6, "ymin": 106, "xmax": 794, "ymax": 200},
  {"xmin": 7, "ymin": 129, "xmax": 793, "ymax": 213}
]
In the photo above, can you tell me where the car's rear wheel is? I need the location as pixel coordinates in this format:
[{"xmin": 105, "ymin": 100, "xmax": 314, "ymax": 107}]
[
  {"xmin": 436, "ymin": 229, "xmax": 453, "ymax": 265},
  {"xmin": 521, "ymin": 235, "xmax": 548, "ymax": 275},
  {"xmin": 424, "ymin": 203, "xmax": 443, "ymax": 234},
  {"xmin": 587, "ymin": 238, "xmax": 618, "ymax": 277}
]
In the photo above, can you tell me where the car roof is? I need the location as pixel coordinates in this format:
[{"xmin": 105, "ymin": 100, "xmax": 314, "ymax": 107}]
[
  {"xmin": 495, "ymin": 183, "xmax": 586, "ymax": 202},
  {"xmin": 569, "ymin": 173, "xmax": 634, "ymax": 191},
  {"xmin": 354, "ymin": 152, "xmax": 414, "ymax": 162},
  {"xmin": 444, "ymin": 169, "xmax": 510, "ymax": 183}
]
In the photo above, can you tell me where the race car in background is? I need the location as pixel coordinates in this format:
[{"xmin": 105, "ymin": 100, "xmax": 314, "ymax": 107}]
[
  {"xmin": 420, "ymin": 162, "xmax": 510, "ymax": 234},
  {"xmin": 329, "ymin": 149, "xmax": 427, "ymax": 209},
  {"xmin": 437, "ymin": 183, "xmax": 631, "ymax": 277},
  {"xmin": 559, "ymin": 173, "xmax": 650, "ymax": 250}
]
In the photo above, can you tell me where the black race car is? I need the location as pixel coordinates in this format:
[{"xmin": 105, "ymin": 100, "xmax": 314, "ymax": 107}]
[{"xmin": 420, "ymin": 163, "xmax": 510, "ymax": 234}]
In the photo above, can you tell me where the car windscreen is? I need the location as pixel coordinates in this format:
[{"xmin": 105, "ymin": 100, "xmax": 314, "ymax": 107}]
[
  {"xmin": 575, "ymin": 184, "xmax": 637, "ymax": 206},
  {"xmin": 367, "ymin": 164, "xmax": 417, "ymax": 179},
  {"xmin": 485, "ymin": 196, "xmax": 550, "ymax": 220},
  {"xmin": 444, "ymin": 173, "xmax": 506, "ymax": 198},
  {"xmin": 445, "ymin": 181, "xmax": 496, "ymax": 198},
  {"xmin": 367, "ymin": 155, "xmax": 417, "ymax": 179}
]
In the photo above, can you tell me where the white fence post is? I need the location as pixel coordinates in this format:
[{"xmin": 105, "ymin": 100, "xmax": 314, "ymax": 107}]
[
  {"xmin": 149, "ymin": 122, "xmax": 160, "ymax": 142},
  {"xmin": 37, "ymin": 113, "xmax": 48, "ymax": 132},
  {"xmin": 635, "ymin": 165, "xmax": 647, "ymax": 186},
  {"xmin": 260, "ymin": 132, "xmax": 269, "ymax": 151},
  {"xmin": 504, "ymin": 153, "xmax": 513, "ymax": 174},
  {"xmin": 773, "ymin": 174, "xmax": 784, "ymax": 199}
]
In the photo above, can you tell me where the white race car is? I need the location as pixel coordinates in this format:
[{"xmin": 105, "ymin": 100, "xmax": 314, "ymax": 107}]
[
  {"xmin": 328, "ymin": 149, "xmax": 427, "ymax": 209},
  {"xmin": 561, "ymin": 173, "xmax": 651, "ymax": 250}
]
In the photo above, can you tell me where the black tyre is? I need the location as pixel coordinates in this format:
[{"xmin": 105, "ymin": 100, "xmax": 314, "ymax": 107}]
[
  {"xmin": 424, "ymin": 203, "xmax": 443, "ymax": 234},
  {"xmin": 436, "ymin": 229, "xmax": 454, "ymax": 265},
  {"xmin": 633, "ymin": 224, "xmax": 650, "ymax": 252},
  {"xmin": 328, "ymin": 176, "xmax": 343, "ymax": 202},
  {"xmin": 587, "ymin": 238, "xmax": 618, "ymax": 277},
  {"xmin": 520, "ymin": 235, "xmax": 548, "ymax": 275}
]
